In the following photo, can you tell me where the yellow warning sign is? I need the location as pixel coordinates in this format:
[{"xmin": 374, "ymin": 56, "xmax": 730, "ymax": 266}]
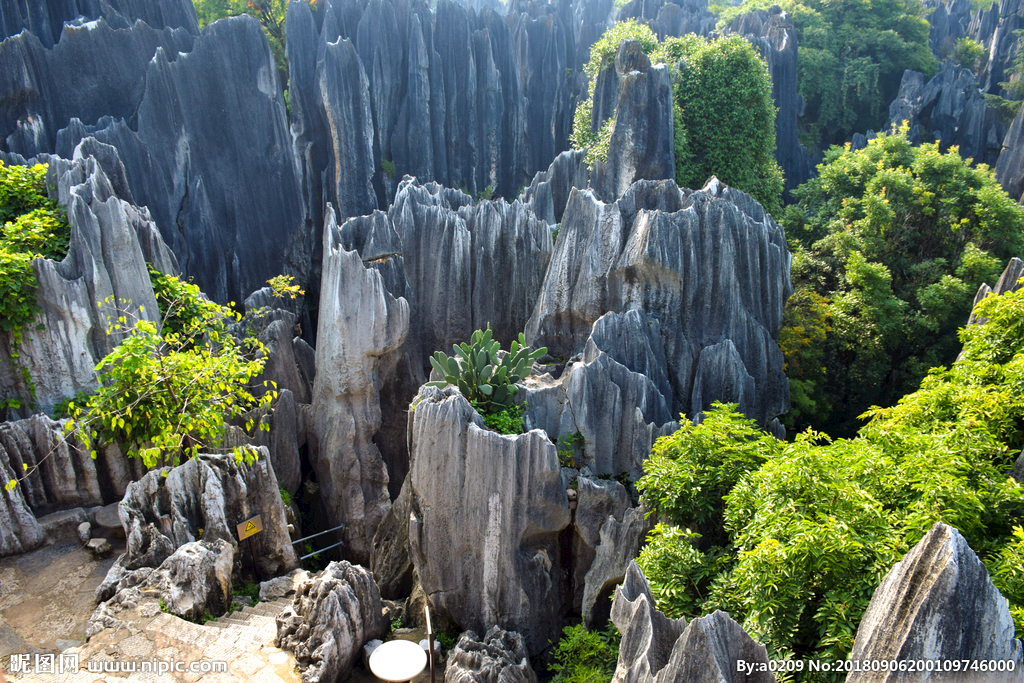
[{"xmin": 236, "ymin": 514, "xmax": 263, "ymax": 541}]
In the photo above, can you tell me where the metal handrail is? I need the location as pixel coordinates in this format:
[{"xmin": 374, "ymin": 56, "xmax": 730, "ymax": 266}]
[
  {"xmin": 290, "ymin": 523, "xmax": 345, "ymax": 545},
  {"xmin": 299, "ymin": 539, "xmax": 345, "ymax": 560}
]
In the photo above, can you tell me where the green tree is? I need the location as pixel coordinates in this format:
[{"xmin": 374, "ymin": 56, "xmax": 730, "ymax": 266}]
[
  {"xmin": 718, "ymin": 0, "xmax": 935, "ymax": 149},
  {"xmin": 781, "ymin": 126, "xmax": 1022, "ymax": 436},
  {"xmin": 63, "ymin": 272, "xmax": 275, "ymax": 469},
  {"xmin": 570, "ymin": 23, "xmax": 783, "ymax": 213}
]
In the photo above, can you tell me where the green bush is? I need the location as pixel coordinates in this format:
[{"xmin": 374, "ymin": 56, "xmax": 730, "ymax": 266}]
[
  {"xmin": 548, "ymin": 623, "xmax": 620, "ymax": 683},
  {"xmin": 951, "ymin": 37, "xmax": 985, "ymax": 70},
  {"xmin": 427, "ymin": 326, "xmax": 545, "ymax": 415},
  {"xmin": 57, "ymin": 273, "xmax": 275, "ymax": 470},
  {"xmin": 482, "ymin": 403, "xmax": 525, "ymax": 435},
  {"xmin": 782, "ymin": 126, "xmax": 1024, "ymax": 436},
  {"xmin": 381, "ymin": 159, "xmax": 396, "ymax": 179},
  {"xmin": 0, "ymin": 162, "xmax": 70, "ymax": 344}
]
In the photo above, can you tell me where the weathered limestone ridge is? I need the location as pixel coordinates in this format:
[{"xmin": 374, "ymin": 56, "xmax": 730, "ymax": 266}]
[{"xmin": 312, "ymin": 204, "xmax": 410, "ymax": 565}]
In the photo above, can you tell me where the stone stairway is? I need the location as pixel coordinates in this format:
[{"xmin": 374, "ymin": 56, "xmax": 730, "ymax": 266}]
[{"xmin": 9, "ymin": 598, "xmax": 300, "ymax": 682}]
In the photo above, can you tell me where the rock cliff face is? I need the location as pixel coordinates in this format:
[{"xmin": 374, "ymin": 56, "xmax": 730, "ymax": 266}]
[
  {"xmin": 847, "ymin": 523, "xmax": 1024, "ymax": 682},
  {"xmin": 445, "ymin": 626, "xmax": 539, "ymax": 683},
  {"xmin": 312, "ymin": 204, "xmax": 409, "ymax": 565},
  {"xmin": 526, "ymin": 177, "xmax": 792, "ymax": 430},
  {"xmin": 998, "ymin": 107, "xmax": 1024, "ymax": 202},
  {"xmin": 0, "ymin": 147, "xmax": 170, "ymax": 416},
  {"xmin": 887, "ymin": 62, "xmax": 1006, "ymax": 167},
  {"xmin": 389, "ymin": 385, "xmax": 572, "ymax": 655},
  {"xmin": 610, "ymin": 561, "xmax": 776, "ymax": 683},
  {"xmin": 2, "ymin": 11, "xmax": 307, "ymax": 304},
  {"xmin": 927, "ymin": 0, "xmax": 1024, "ymax": 98},
  {"xmin": 0, "ymin": 0, "xmax": 198, "ymax": 47}
]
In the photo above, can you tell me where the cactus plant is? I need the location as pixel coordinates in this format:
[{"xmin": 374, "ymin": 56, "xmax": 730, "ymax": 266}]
[{"xmin": 427, "ymin": 326, "xmax": 546, "ymax": 414}]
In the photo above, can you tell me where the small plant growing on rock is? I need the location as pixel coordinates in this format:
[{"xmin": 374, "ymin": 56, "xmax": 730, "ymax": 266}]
[{"xmin": 427, "ymin": 326, "xmax": 545, "ymax": 414}]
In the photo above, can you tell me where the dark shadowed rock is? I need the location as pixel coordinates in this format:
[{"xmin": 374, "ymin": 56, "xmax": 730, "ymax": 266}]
[
  {"xmin": 0, "ymin": 0, "xmax": 198, "ymax": 48},
  {"xmin": 927, "ymin": 0, "xmax": 1024, "ymax": 98},
  {"xmin": 0, "ymin": 19, "xmax": 195, "ymax": 157},
  {"xmin": 276, "ymin": 561, "xmax": 388, "ymax": 683},
  {"xmin": 886, "ymin": 62, "xmax": 1006, "ymax": 167},
  {"xmin": 54, "ymin": 15, "xmax": 306, "ymax": 305},
  {"xmin": 312, "ymin": 205, "xmax": 409, "ymax": 564},
  {"xmin": 445, "ymin": 626, "xmax": 539, "ymax": 683},
  {"xmin": 400, "ymin": 385, "xmax": 571, "ymax": 655},
  {"xmin": 998, "ymin": 106, "xmax": 1024, "ymax": 202},
  {"xmin": 847, "ymin": 522, "xmax": 1024, "ymax": 683},
  {"xmin": 610, "ymin": 561, "xmax": 776, "ymax": 683}
]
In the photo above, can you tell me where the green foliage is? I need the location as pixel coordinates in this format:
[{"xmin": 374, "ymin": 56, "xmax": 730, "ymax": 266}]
[
  {"xmin": 62, "ymin": 277, "xmax": 275, "ymax": 469},
  {"xmin": 719, "ymin": 0, "xmax": 935, "ymax": 149},
  {"xmin": 266, "ymin": 273, "xmax": 304, "ymax": 299},
  {"xmin": 635, "ymin": 287, "xmax": 1024, "ymax": 676},
  {"xmin": 660, "ymin": 34, "xmax": 783, "ymax": 215},
  {"xmin": 557, "ymin": 431, "xmax": 585, "ymax": 468},
  {"xmin": 279, "ymin": 487, "xmax": 292, "ymax": 507},
  {"xmin": 481, "ymin": 402, "xmax": 525, "ymax": 435},
  {"xmin": 548, "ymin": 624, "xmax": 620, "ymax": 683},
  {"xmin": 636, "ymin": 524, "xmax": 731, "ymax": 620},
  {"xmin": 436, "ymin": 624, "xmax": 462, "ymax": 652},
  {"xmin": 427, "ymin": 326, "xmax": 546, "ymax": 414},
  {"xmin": 782, "ymin": 126, "xmax": 1024, "ymax": 435},
  {"xmin": 381, "ymin": 159, "xmax": 396, "ymax": 179},
  {"xmin": 477, "ymin": 184, "xmax": 494, "ymax": 202},
  {"xmin": 638, "ymin": 403, "xmax": 779, "ymax": 535},
  {"xmin": 234, "ymin": 581, "xmax": 260, "ymax": 606},
  {"xmin": 571, "ymin": 26, "xmax": 782, "ymax": 213},
  {"xmin": 951, "ymin": 37, "xmax": 985, "ymax": 71},
  {"xmin": 0, "ymin": 162, "xmax": 69, "ymax": 343}
]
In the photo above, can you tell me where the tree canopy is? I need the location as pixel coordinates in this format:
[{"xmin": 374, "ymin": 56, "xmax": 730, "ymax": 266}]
[{"xmin": 781, "ymin": 126, "xmax": 1024, "ymax": 436}]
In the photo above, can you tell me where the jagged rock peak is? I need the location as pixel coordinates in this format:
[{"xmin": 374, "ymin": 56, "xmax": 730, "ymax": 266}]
[
  {"xmin": 445, "ymin": 626, "xmax": 539, "ymax": 683},
  {"xmin": 0, "ymin": 0, "xmax": 199, "ymax": 48},
  {"xmin": 610, "ymin": 561, "xmax": 776, "ymax": 683},
  {"xmin": 848, "ymin": 522, "xmax": 1024, "ymax": 682}
]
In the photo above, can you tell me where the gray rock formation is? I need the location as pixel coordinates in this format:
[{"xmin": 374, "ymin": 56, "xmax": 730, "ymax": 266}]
[
  {"xmin": 0, "ymin": 415, "xmax": 141, "ymax": 520},
  {"xmin": 927, "ymin": 0, "xmax": 1024, "ymax": 98},
  {"xmin": 518, "ymin": 149, "xmax": 590, "ymax": 225},
  {"xmin": 0, "ymin": 18, "xmax": 195, "ymax": 157},
  {"xmin": 99, "ymin": 447, "xmax": 297, "ymax": 600},
  {"xmin": 445, "ymin": 626, "xmax": 539, "ymax": 683},
  {"xmin": 998, "ymin": 106, "xmax": 1024, "ymax": 202},
  {"xmin": 886, "ymin": 62, "xmax": 1006, "ymax": 167},
  {"xmin": 618, "ymin": 0, "xmax": 716, "ymax": 40},
  {"xmin": 0, "ymin": 148, "xmax": 169, "ymax": 416},
  {"xmin": 590, "ymin": 42, "xmax": 676, "ymax": 202},
  {"xmin": 574, "ymin": 479, "xmax": 649, "ymax": 628},
  {"xmin": 390, "ymin": 385, "xmax": 572, "ymax": 655},
  {"xmin": 0, "ymin": 0, "xmax": 198, "ymax": 48},
  {"xmin": 526, "ymin": 177, "xmax": 792, "ymax": 430},
  {"xmin": 312, "ymin": 204, "xmax": 409, "ymax": 564},
  {"xmin": 965, "ymin": 256, "xmax": 1023, "ymax": 327},
  {"xmin": 51, "ymin": 15, "xmax": 306, "ymax": 305},
  {"xmin": 276, "ymin": 561, "xmax": 387, "ymax": 683},
  {"xmin": 847, "ymin": 522, "xmax": 1024, "ymax": 682},
  {"xmin": 0, "ymin": 453, "xmax": 46, "ymax": 556},
  {"xmin": 142, "ymin": 539, "xmax": 234, "ymax": 622},
  {"xmin": 610, "ymin": 561, "xmax": 775, "ymax": 683}
]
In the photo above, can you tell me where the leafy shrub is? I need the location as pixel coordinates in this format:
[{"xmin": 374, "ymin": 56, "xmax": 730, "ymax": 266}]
[
  {"xmin": 482, "ymin": 403, "xmax": 525, "ymax": 435},
  {"xmin": 548, "ymin": 623, "xmax": 620, "ymax": 683},
  {"xmin": 557, "ymin": 431, "xmax": 585, "ymax": 467},
  {"xmin": 60, "ymin": 274, "xmax": 275, "ymax": 469},
  {"xmin": 381, "ymin": 159, "xmax": 396, "ymax": 179},
  {"xmin": 951, "ymin": 37, "xmax": 985, "ymax": 70},
  {"xmin": 478, "ymin": 184, "xmax": 494, "ymax": 201},
  {"xmin": 427, "ymin": 326, "xmax": 545, "ymax": 414},
  {"xmin": 634, "ymin": 284, "xmax": 1024, "ymax": 675},
  {"xmin": 0, "ymin": 162, "xmax": 70, "ymax": 344},
  {"xmin": 266, "ymin": 274, "xmax": 304, "ymax": 299}
]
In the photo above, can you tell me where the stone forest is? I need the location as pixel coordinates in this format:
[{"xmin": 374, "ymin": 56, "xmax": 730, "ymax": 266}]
[{"xmin": 0, "ymin": 0, "xmax": 1023, "ymax": 680}]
